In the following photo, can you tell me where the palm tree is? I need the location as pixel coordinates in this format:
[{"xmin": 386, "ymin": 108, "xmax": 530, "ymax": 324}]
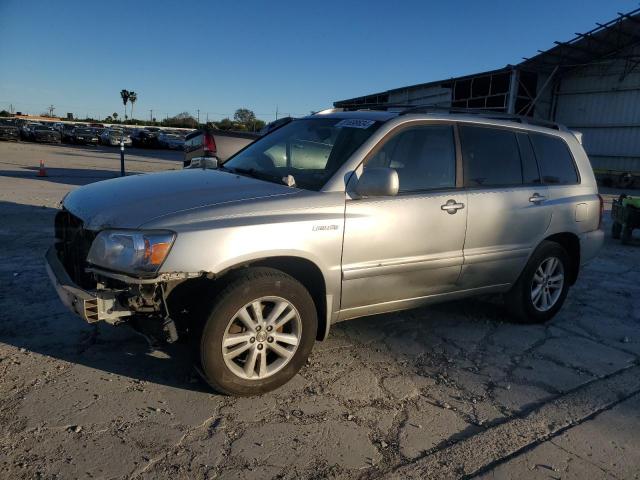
[
  {"xmin": 112, "ymin": 112, "xmax": 118, "ymax": 121},
  {"xmin": 120, "ymin": 89, "xmax": 129, "ymax": 123},
  {"xmin": 128, "ymin": 91, "xmax": 137, "ymax": 121}
]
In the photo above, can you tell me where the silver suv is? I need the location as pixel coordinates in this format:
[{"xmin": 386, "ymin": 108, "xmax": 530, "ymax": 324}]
[{"xmin": 46, "ymin": 106, "xmax": 604, "ymax": 395}]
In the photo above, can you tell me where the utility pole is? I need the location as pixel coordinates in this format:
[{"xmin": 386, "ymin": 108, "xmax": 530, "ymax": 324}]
[
  {"xmin": 197, "ymin": 109, "xmax": 200, "ymax": 125},
  {"xmin": 275, "ymin": 106, "xmax": 278, "ymax": 120},
  {"xmin": 150, "ymin": 109, "xmax": 153, "ymax": 122},
  {"xmin": 206, "ymin": 112, "xmax": 209, "ymax": 123}
]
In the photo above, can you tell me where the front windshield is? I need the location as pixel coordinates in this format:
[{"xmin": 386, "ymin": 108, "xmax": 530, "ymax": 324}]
[{"xmin": 222, "ymin": 117, "xmax": 381, "ymax": 191}]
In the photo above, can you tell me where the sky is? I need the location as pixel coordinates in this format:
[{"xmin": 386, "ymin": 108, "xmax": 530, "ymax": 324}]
[{"xmin": 0, "ymin": 0, "xmax": 637, "ymax": 122}]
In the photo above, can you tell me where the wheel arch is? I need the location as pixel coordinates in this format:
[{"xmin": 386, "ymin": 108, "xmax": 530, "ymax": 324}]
[
  {"xmin": 168, "ymin": 255, "xmax": 331, "ymax": 342},
  {"xmin": 542, "ymin": 232, "xmax": 580, "ymax": 285},
  {"xmin": 250, "ymin": 256, "xmax": 329, "ymax": 341}
]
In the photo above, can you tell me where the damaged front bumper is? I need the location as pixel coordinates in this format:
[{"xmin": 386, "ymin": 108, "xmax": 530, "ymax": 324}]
[{"xmin": 45, "ymin": 246, "xmax": 133, "ymax": 324}]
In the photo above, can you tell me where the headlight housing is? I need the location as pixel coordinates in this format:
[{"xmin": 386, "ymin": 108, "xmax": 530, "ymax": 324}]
[{"xmin": 86, "ymin": 230, "xmax": 176, "ymax": 276}]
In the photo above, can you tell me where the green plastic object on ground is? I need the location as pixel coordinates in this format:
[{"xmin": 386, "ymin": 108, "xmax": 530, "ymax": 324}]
[{"xmin": 622, "ymin": 196, "xmax": 640, "ymax": 208}]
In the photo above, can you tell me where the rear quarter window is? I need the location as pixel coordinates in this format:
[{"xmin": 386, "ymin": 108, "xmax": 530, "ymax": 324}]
[{"xmin": 529, "ymin": 133, "xmax": 579, "ymax": 185}]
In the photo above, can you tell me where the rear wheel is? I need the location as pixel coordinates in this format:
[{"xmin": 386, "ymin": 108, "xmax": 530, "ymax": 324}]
[
  {"xmin": 505, "ymin": 241, "xmax": 571, "ymax": 324},
  {"xmin": 198, "ymin": 268, "xmax": 317, "ymax": 396}
]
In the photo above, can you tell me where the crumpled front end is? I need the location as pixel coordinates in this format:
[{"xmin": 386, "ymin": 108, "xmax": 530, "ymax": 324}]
[{"xmin": 46, "ymin": 209, "xmax": 191, "ymax": 341}]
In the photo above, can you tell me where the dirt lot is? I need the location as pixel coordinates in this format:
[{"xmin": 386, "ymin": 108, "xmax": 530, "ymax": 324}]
[{"xmin": 1, "ymin": 141, "xmax": 639, "ymax": 479}]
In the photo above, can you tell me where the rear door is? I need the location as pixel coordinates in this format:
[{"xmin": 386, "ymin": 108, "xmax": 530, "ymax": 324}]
[
  {"xmin": 341, "ymin": 123, "xmax": 467, "ymax": 317},
  {"xmin": 458, "ymin": 124, "xmax": 552, "ymax": 289}
]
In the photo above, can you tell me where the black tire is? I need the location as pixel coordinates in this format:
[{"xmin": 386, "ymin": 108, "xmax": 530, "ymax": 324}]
[
  {"xmin": 198, "ymin": 267, "xmax": 317, "ymax": 396},
  {"xmin": 611, "ymin": 221, "xmax": 622, "ymax": 239},
  {"xmin": 504, "ymin": 241, "xmax": 571, "ymax": 324},
  {"xmin": 621, "ymin": 226, "xmax": 632, "ymax": 245}
]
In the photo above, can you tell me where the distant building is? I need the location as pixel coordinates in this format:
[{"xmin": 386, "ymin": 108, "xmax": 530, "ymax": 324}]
[{"xmin": 334, "ymin": 8, "xmax": 640, "ymax": 176}]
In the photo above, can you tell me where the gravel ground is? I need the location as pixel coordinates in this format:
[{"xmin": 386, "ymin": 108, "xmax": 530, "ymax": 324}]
[{"xmin": 0, "ymin": 141, "xmax": 639, "ymax": 479}]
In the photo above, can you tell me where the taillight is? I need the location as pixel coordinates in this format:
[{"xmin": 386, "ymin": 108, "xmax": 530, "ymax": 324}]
[
  {"xmin": 203, "ymin": 132, "xmax": 216, "ymax": 157},
  {"xmin": 598, "ymin": 194, "xmax": 604, "ymax": 229}
]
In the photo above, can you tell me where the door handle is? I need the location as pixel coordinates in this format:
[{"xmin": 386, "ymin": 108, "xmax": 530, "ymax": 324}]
[
  {"xmin": 529, "ymin": 193, "xmax": 547, "ymax": 204},
  {"xmin": 441, "ymin": 199, "xmax": 465, "ymax": 214}
]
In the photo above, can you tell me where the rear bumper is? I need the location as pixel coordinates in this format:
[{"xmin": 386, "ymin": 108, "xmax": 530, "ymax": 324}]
[
  {"xmin": 579, "ymin": 229, "xmax": 604, "ymax": 265},
  {"xmin": 45, "ymin": 246, "xmax": 132, "ymax": 324}
]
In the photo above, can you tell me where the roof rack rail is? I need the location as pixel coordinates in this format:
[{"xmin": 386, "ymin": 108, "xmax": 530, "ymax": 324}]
[
  {"xmin": 399, "ymin": 105, "xmax": 566, "ymax": 130},
  {"xmin": 333, "ymin": 103, "xmax": 566, "ymax": 131}
]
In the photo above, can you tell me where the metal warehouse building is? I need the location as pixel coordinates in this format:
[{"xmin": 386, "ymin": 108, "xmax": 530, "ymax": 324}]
[{"xmin": 334, "ymin": 8, "xmax": 640, "ymax": 181}]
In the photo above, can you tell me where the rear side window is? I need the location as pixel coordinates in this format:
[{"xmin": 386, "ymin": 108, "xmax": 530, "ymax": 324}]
[
  {"xmin": 460, "ymin": 126, "xmax": 522, "ymax": 187},
  {"xmin": 516, "ymin": 133, "xmax": 541, "ymax": 184},
  {"xmin": 529, "ymin": 133, "xmax": 579, "ymax": 185}
]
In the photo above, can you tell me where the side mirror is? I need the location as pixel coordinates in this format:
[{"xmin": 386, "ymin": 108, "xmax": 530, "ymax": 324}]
[{"xmin": 355, "ymin": 167, "xmax": 399, "ymax": 198}]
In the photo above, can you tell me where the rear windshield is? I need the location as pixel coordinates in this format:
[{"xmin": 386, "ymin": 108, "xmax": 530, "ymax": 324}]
[{"xmin": 222, "ymin": 118, "xmax": 382, "ymax": 191}]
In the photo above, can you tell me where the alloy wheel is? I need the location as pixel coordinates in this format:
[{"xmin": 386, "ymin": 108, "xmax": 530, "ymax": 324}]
[
  {"xmin": 530, "ymin": 256, "xmax": 564, "ymax": 312},
  {"xmin": 221, "ymin": 296, "xmax": 302, "ymax": 380}
]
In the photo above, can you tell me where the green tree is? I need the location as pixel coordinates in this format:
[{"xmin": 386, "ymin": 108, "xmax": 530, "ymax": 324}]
[
  {"xmin": 234, "ymin": 108, "xmax": 256, "ymax": 126},
  {"xmin": 216, "ymin": 118, "xmax": 234, "ymax": 130},
  {"xmin": 128, "ymin": 91, "xmax": 137, "ymax": 120},
  {"xmin": 163, "ymin": 112, "xmax": 198, "ymax": 129}
]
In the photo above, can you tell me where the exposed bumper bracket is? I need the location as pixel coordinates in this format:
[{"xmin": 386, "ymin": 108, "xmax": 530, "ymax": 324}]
[{"xmin": 45, "ymin": 246, "xmax": 132, "ymax": 324}]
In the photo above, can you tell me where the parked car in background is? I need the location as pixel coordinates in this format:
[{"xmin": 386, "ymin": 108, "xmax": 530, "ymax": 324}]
[
  {"xmin": 100, "ymin": 128, "xmax": 132, "ymax": 147},
  {"xmin": 157, "ymin": 132, "xmax": 185, "ymax": 150},
  {"xmin": 131, "ymin": 128, "xmax": 162, "ymax": 148},
  {"xmin": 20, "ymin": 122, "xmax": 42, "ymax": 141},
  {"xmin": 0, "ymin": 118, "xmax": 21, "ymax": 141},
  {"xmin": 72, "ymin": 127, "xmax": 99, "ymax": 145},
  {"xmin": 61, "ymin": 124, "xmax": 77, "ymax": 143},
  {"xmin": 183, "ymin": 118, "xmax": 293, "ymax": 168},
  {"xmin": 183, "ymin": 129, "xmax": 260, "ymax": 168},
  {"xmin": 33, "ymin": 125, "xmax": 62, "ymax": 143}
]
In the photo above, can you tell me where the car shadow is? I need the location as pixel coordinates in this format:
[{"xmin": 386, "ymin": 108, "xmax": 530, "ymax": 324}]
[{"xmin": 0, "ymin": 166, "xmax": 149, "ymax": 186}]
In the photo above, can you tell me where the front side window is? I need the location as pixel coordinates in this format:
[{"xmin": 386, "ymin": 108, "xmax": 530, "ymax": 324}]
[
  {"xmin": 529, "ymin": 133, "xmax": 579, "ymax": 185},
  {"xmin": 365, "ymin": 125, "xmax": 456, "ymax": 193},
  {"xmin": 223, "ymin": 118, "xmax": 381, "ymax": 191},
  {"xmin": 460, "ymin": 125, "xmax": 522, "ymax": 187}
]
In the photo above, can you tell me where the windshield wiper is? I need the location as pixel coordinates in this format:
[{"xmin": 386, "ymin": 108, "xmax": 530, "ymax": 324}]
[{"xmin": 226, "ymin": 166, "xmax": 292, "ymax": 186}]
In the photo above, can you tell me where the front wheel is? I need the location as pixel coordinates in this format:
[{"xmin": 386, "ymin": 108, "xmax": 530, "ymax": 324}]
[
  {"xmin": 505, "ymin": 241, "xmax": 571, "ymax": 324},
  {"xmin": 198, "ymin": 268, "xmax": 317, "ymax": 396}
]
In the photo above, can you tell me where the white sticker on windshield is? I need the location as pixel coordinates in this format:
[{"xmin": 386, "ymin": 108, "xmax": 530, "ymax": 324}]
[{"xmin": 335, "ymin": 119, "xmax": 376, "ymax": 129}]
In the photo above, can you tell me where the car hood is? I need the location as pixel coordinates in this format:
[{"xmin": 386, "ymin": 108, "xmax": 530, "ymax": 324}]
[{"xmin": 63, "ymin": 168, "xmax": 298, "ymax": 230}]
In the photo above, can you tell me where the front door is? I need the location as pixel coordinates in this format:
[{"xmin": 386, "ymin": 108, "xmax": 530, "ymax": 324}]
[{"xmin": 340, "ymin": 123, "xmax": 467, "ymax": 318}]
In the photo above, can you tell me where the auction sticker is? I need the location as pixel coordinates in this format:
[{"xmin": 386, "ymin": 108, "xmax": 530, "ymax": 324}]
[{"xmin": 335, "ymin": 119, "xmax": 376, "ymax": 129}]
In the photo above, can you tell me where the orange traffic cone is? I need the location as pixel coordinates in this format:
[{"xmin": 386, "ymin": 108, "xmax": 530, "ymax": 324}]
[{"xmin": 38, "ymin": 160, "xmax": 47, "ymax": 177}]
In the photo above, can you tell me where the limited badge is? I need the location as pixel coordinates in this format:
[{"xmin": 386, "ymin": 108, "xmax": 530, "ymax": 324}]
[{"xmin": 335, "ymin": 119, "xmax": 376, "ymax": 129}]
